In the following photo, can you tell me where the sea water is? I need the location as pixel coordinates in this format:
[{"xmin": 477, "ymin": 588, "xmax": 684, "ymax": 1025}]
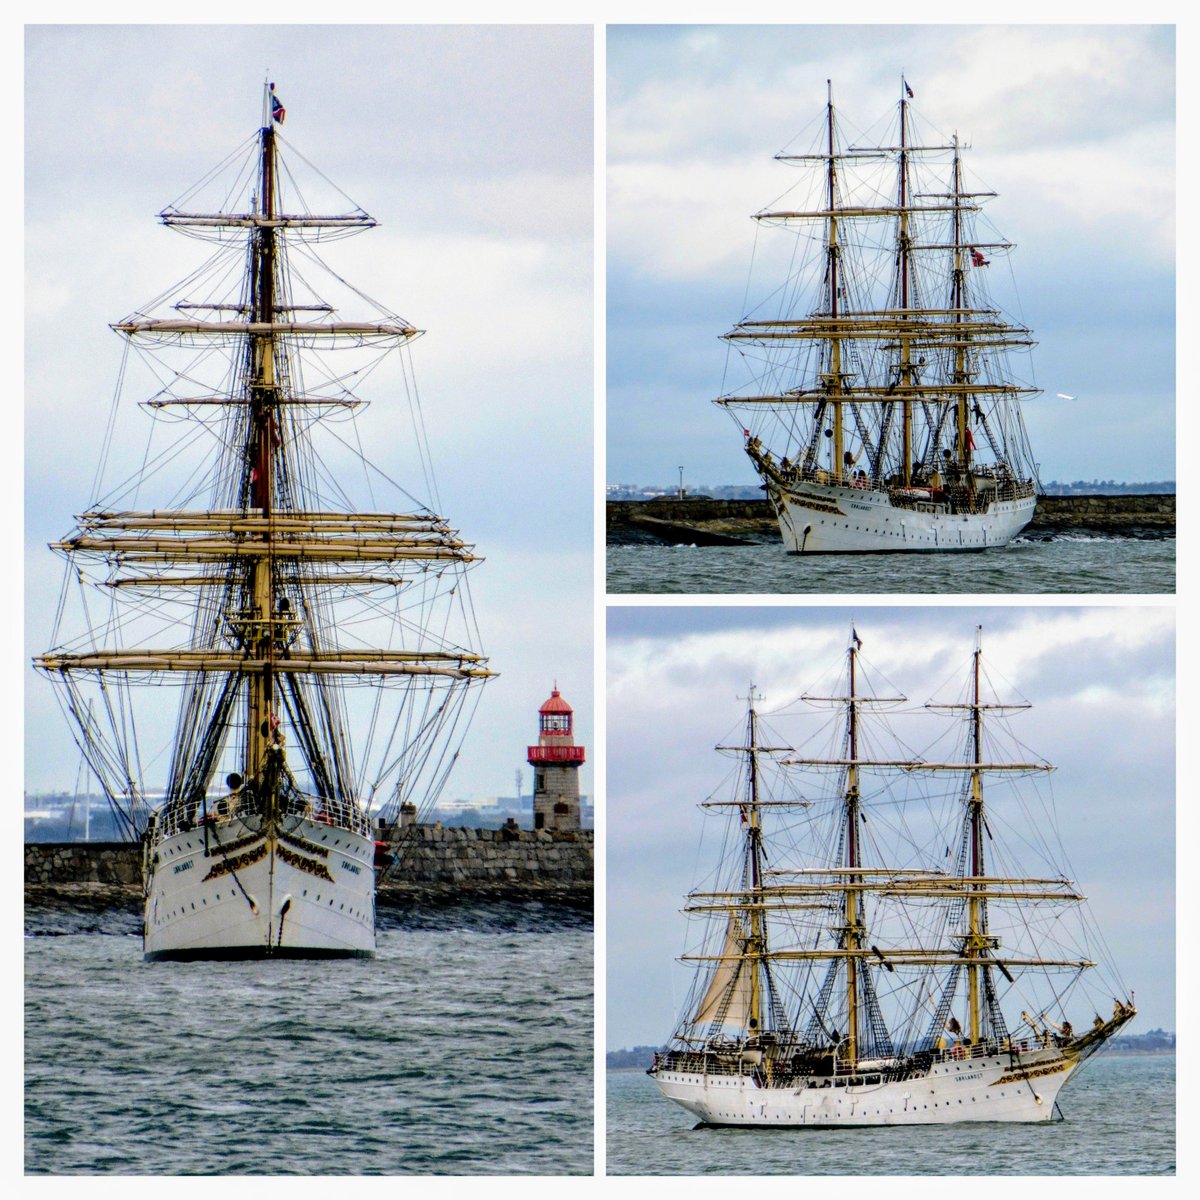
[
  {"xmin": 607, "ymin": 536, "xmax": 1174, "ymax": 595},
  {"xmin": 25, "ymin": 903, "xmax": 593, "ymax": 1174},
  {"xmin": 605, "ymin": 1059, "xmax": 1174, "ymax": 1175}
]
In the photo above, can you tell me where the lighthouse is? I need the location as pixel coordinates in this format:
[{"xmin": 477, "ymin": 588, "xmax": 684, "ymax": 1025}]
[{"xmin": 527, "ymin": 685, "xmax": 586, "ymax": 831}]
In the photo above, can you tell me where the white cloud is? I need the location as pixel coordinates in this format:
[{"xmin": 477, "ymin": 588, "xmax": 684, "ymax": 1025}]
[{"xmin": 607, "ymin": 24, "xmax": 1174, "ymax": 484}]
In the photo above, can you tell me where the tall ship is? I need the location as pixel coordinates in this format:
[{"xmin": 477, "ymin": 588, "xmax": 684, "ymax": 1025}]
[
  {"xmin": 35, "ymin": 84, "xmax": 493, "ymax": 959},
  {"xmin": 717, "ymin": 82, "xmax": 1039, "ymax": 553},
  {"xmin": 650, "ymin": 631, "xmax": 1134, "ymax": 1125}
]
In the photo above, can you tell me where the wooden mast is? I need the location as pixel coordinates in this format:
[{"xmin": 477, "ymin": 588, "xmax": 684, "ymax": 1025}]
[
  {"xmin": 826, "ymin": 81, "xmax": 845, "ymax": 485},
  {"xmin": 898, "ymin": 83, "xmax": 913, "ymax": 487},
  {"xmin": 745, "ymin": 689, "xmax": 765, "ymax": 1040},
  {"xmin": 951, "ymin": 136, "xmax": 974, "ymax": 503},
  {"xmin": 966, "ymin": 627, "xmax": 988, "ymax": 1043},
  {"xmin": 843, "ymin": 637, "xmax": 863, "ymax": 1067},
  {"xmin": 247, "ymin": 86, "xmax": 280, "ymax": 797}
]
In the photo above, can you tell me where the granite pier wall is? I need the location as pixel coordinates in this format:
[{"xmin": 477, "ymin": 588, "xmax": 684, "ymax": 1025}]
[
  {"xmin": 382, "ymin": 826, "xmax": 592, "ymax": 904},
  {"xmin": 25, "ymin": 827, "xmax": 593, "ymax": 909}
]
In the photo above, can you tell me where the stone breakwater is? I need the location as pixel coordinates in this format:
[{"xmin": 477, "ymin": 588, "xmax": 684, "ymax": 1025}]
[
  {"xmin": 381, "ymin": 825, "xmax": 592, "ymax": 906},
  {"xmin": 25, "ymin": 842, "xmax": 142, "ymax": 911},
  {"xmin": 607, "ymin": 494, "xmax": 1175, "ymax": 545},
  {"xmin": 25, "ymin": 827, "xmax": 593, "ymax": 911}
]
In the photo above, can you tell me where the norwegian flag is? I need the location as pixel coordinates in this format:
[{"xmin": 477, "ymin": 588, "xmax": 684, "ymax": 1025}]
[{"xmin": 270, "ymin": 82, "xmax": 286, "ymax": 125}]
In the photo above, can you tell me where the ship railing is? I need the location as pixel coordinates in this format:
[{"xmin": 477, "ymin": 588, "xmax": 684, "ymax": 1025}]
[
  {"xmin": 884, "ymin": 477, "xmax": 1035, "ymax": 512},
  {"xmin": 290, "ymin": 791, "xmax": 372, "ymax": 836},
  {"xmin": 991, "ymin": 478, "xmax": 1036, "ymax": 502},
  {"xmin": 150, "ymin": 791, "xmax": 268, "ymax": 842},
  {"xmin": 653, "ymin": 1049, "xmax": 746, "ymax": 1077},
  {"xmin": 152, "ymin": 804, "xmax": 180, "ymax": 841},
  {"xmin": 930, "ymin": 1037, "xmax": 1036, "ymax": 1065},
  {"xmin": 752, "ymin": 452, "xmax": 859, "ymax": 491},
  {"xmin": 150, "ymin": 798, "xmax": 227, "ymax": 841},
  {"xmin": 768, "ymin": 462, "xmax": 1034, "ymax": 505},
  {"xmin": 149, "ymin": 787, "xmax": 371, "ymax": 842},
  {"xmin": 776, "ymin": 464, "xmax": 874, "ymax": 490}
]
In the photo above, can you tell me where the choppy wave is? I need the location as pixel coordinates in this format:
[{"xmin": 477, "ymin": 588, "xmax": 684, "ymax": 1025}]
[
  {"xmin": 25, "ymin": 915, "xmax": 593, "ymax": 1174},
  {"xmin": 608, "ymin": 538, "xmax": 1174, "ymax": 594}
]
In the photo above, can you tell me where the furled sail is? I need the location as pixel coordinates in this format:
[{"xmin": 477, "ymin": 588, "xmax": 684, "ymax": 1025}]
[{"xmin": 693, "ymin": 914, "xmax": 756, "ymax": 1030}]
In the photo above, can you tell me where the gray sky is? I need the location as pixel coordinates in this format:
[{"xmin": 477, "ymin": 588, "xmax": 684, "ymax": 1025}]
[
  {"xmin": 607, "ymin": 24, "xmax": 1175, "ymax": 489},
  {"xmin": 24, "ymin": 24, "xmax": 594, "ymax": 802},
  {"xmin": 606, "ymin": 605, "xmax": 1174, "ymax": 1047}
]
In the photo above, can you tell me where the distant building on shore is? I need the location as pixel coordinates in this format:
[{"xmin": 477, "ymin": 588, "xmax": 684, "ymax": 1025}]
[
  {"xmin": 25, "ymin": 793, "xmax": 135, "ymax": 842},
  {"xmin": 1039, "ymin": 479, "xmax": 1175, "ymax": 496},
  {"xmin": 607, "ymin": 480, "xmax": 1175, "ymax": 501},
  {"xmin": 25, "ymin": 788, "xmax": 594, "ymax": 841}
]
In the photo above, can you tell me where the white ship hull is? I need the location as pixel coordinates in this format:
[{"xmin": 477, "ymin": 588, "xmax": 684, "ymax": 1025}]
[
  {"xmin": 770, "ymin": 481, "xmax": 1036, "ymax": 553},
  {"xmin": 144, "ymin": 814, "xmax": 376, "ymax": 960},
  {"xmin": 653, "ymin": 1045, "xmax": 1075, "ymax": 1126}
]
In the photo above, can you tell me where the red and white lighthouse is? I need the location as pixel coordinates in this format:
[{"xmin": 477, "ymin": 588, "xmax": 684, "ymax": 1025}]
[{"xmin": 527, "ymin": 685, "xmax": 586, "ymax": 831}]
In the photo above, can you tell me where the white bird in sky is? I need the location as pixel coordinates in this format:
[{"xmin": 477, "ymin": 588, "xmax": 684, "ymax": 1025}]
[{"xmin": 1056, "ymin": 393, "xmax": 1077, "ymax": 400}]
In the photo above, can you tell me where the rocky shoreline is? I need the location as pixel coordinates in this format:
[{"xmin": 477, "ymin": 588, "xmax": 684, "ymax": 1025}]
[{"xmin": 607, "ymin": 494, "xmax": 1175, "ymax": 546}]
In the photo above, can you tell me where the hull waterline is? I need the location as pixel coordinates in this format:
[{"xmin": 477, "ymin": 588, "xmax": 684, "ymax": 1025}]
[
  {"xmin": 653, "ymin": 1045, "xmax": 1074, "ymax": 1127},
  {"xmin": 771, "ymin": 482, "xmax": 1036, "ymax": 554}
]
